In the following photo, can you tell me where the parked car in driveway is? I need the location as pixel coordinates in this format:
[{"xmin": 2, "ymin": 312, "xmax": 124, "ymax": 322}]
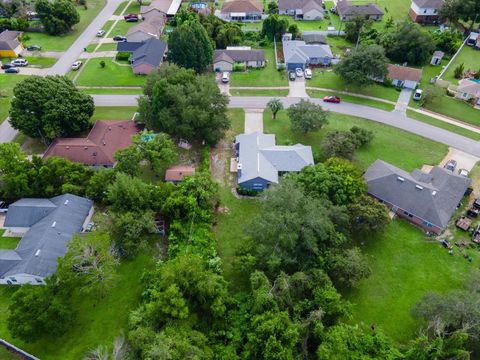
[
  {"xmin": 4, "ymin": 67, "xmax": 19, "ymax": 73},
  {"xmin": 295, "ymin": 68, "xmax": 303, "ymax": 77},
  {"xmin": 26, "ymin": 44, "xmax": 41, "ymax": 51},
  {"xmin": 71, "ymin": 61, "xmax": 83, "ymax": 70},
  {"xmin": 96, "ymin": 30, "xmax": 105, "ymax": 37},
  {"xmin": 1, "ymin": 63, "xmax": 14, "ymax": 69},
  {"xmin": 323, "ymin": 95, "xmax": 341, "ymax": 103},
  {"xmin": 444, "ymin": 159, "xmax": 457, "ymax": 172},
  {"xmin": 288, "ymin": 71, "xmax": 296, "ymax": 81},
  {"xmin": 304, "ymin": 68, "xmax": 312, "ymax": 79},
  {"xmin": 11, "ymin": 58, "xmax": 28, "ymax": 67},
  {"xmin": 113, "ymin": 35, "xmax": 127, "ymax": 42},
  {"xmin": 125, "ymin": 17, "xmax": 139, "ymax": 22},
  {"xmin": 222, "ymin": 72, "xmax": 229, "ymax": 83},
  {"xmin": 124, "ymin": 13, "xmax": 138, "ymax": 20},
  {"xmin": 458, "ymin": 168, "xmax": 469, "ymax": 177},
  {"xmin": 413, "ymin": 89, "xmax": 423, "ymax": 101}
]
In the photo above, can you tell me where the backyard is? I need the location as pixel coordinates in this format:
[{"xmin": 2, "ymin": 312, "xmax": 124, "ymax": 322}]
[
  {"xmin": 442, "ymin": 46, "xmax": 479, "ymax": 84},
  {"xmin": 75, "ymin": 58, "xmax": 146, "ymax": 87}
]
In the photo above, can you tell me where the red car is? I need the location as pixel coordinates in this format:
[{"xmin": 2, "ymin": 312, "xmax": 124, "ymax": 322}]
[
  {"xmin": 124, "ymin": 13, "xmax": 138, "ymax": 20},
  {"xmin": 323, "ymin": 95, "xmax": 341, "ymax": 103}
]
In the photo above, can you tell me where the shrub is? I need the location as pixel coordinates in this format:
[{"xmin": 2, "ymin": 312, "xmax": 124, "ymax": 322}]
[
  {"xmin": 116, "ymin": 51, "xmax": 130, "ymax": 61},
  {"xmin": 99, "ymin": 60, "xmax": 106, "ymax": 68},
  {"xmin": 233, "ymin": 63, "xmax": 246, "ymax": 72},
  {"xmin": 236, "ymin": 186, "xmax": 260, "ymax": 196},
  {"xmin": 201, "ymin": 147, "xmax": 210, "ymax": 172},
  {"xmin": 454, "ymin": 63, "xmax": 464, "ymax": 79}
]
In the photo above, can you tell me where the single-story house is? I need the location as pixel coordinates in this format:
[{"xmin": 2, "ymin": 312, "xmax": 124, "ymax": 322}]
[
  {"xmin": 220, "ymin": 0, "xmax": 263, "ymax": 22},
  {"xmin": 452, "ymin": 79, "xmax": 480, "ymax": 106},
  {"xmin": 336, "ymin": 0, "xmax": 384, "ymax": 21},
  {"xmin": 140, "ymin": 0, "xmax": 182, "ymax": 18},
  {"xmin": 302, "ymin": 31, "xmax": 327, "ymax": 45},
  {"xmin": 387, "ymin": 64, "xmax": 422, "ymax": 89},
  {"xmin": 282, "ymin": 33, "xmax": 333, "ymax": 70},
  {"xmin": 279, "ymin": 0, "xmax": 324, "ymax": 20},
  {"xmin": 235, "ymin": 132, "xmax": 314, "ymax": 190},
  {"xmin": 213, "ymin": 47, "xmax": 265, "ymax": 72},
  {"xmin": 0, "ymin": 194, "xmax": 94, "ymax": 285},
  {"xmin": 430, "ymin": 50, "xmax": 444, "ymax": 65},
  {"xmin": 408, "ymin": 0, "xmax": 444, "ymax": 24},
  {"xmin": 126, "ymin": 14, "xmax": 166, "ymax": 42},
  {"xmin": 131, "ymin": 38, "xmax": 168, "ymax": 74},
  {"xmin": 165, "ymin": 165, "xmax": 196, "ymax": 183},
  {"xmin": 43, "ymin": 121, "xmax": 142, "ymax": 167},
  {"xmin": 0, "ymin": 30, "xmax": 23, "ymax": 57},
  {"xmin": 364, "ymin": 159, "xmax": 470, "ymax": 234}
]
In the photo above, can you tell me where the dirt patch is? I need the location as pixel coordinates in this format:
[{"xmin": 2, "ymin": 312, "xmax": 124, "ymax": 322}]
[
  {"xmin": 439, "ymin": 147, "xmax": 479, "ymax": 172},
  {"xmin": 210, "ymin": 139, "xmax": 234, "ymax": 186}
]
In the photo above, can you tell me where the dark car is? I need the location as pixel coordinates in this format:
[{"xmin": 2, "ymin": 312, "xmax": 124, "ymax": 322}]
[
  {"xmin": 124, "ymin": 13, "xmax": 138, "ymax": 19},
  {"xmin": 444, "ymin": 159, "xmax": 457, "ymax": 172},
  {"xmin": 26, "ymin": 44, "xmax": 41, "ymax": 51},
  {"xmin": 113, "ymin": 35, "xmax": 127, "ymax": 42},
  {"xmin": 125, "ymin": 17, "xmax": 139, "ymax": 22},
  {"xmin": 5, "ymin": 67, "xmax": 19, "ymax": 73},
  {"xmin": 323, "ymin": 95, "xmax": 341, "ymax": 103},
  {"xmin": 288, "ymin": 71, "xmax": 296, "ymax": 81},
  {"xmin": 1, "ymin": 63, "xmax": 14, "ymax": 69}
]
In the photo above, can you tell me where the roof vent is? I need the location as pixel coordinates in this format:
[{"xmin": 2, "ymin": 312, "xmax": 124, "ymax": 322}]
[
  {"xmin": 432, "ymin": 191, "xmax": 437, "ymax": 196},
  {"xmin": 103, "ymin": 141, "xmax": 106, "ymax": 146},
  {"xmin": 84, "ymin": 146, "xmax": 88, "ymax": 150},
  {"xmin": 397, "ymin": 176, "xmax": 404, "ymax": 182},
  {"xmin": 415, "ymin": 185, "xmax": 424, "ymax": 190},
  {"xmin": 64, "ymin": 199, "xmax": 69, "ymax": 205},
  {"xmin": 51, "ymin": 221, "xmax": 56, "ymax": 228},
  {"xmin": 35, "ymin": 249, "xmax": 41, "ymax": 257},
  {"xmin": 66, "ymin": 146, "xmax": 70, "ymax": 150},
  {"xmin": 93, "ymin": 152, "xmax": 97, "ymax": 156}
]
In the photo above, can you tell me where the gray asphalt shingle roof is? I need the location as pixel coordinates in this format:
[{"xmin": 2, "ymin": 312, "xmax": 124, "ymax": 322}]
[
  {"xmin": 337, "ymin": 0, "xmax": 383, "ymax": 16},
  {"xmin": 131, "ymin": 38, "xmax": 167, "ymax": 68},
  {"xmin": 282, "ymin": 39, "xmax": 333, "ymax": 64},
  {"xmin": 213, "ymin": 49, "xmax": 266, "ymax": 63},
  {"xmin": 364, "ymin": 160, "xmax": 470, "ymax": 228}
]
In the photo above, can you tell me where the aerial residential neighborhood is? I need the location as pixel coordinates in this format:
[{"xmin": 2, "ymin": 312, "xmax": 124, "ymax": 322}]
[{"xmin": 0, "ymin": 0, "xmax": 480, "ymax": 357}]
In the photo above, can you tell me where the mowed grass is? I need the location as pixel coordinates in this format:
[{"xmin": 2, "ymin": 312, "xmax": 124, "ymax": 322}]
[
  {"xmin": 0, "ymin": 74, "xmax": 28, "ymax": 123},
  {"xmin": 230, "ymin": 89, "xmax": 289, "ymax": 97},
  {"xmin": 230, "ymin": 47, "xmax": 288, "ymax": 87},
  {"xmin": 81, "ymin": 87, "xmax": 142, "ymax": 95},
  {"xmin": 308, "ymin": 89, "xmax": 395, "ymax": 111},
  {"xmin": 308, "ymin": 70, "xmax": 401, "ymax": 102},
  {"xmin": 92, "ymin": 106, "xmax": 138, "ymax": 121},
  {"xmin": 347, "ymin": 220, "xmax": 478, "ymax": 343},
  {"xmin": 442, "ymin": 46, "xmax": 480, "ymax": 83},
  {"xmin": 96, "ymin": 43, "xmax": 119, "ymax": 52},
  {"xmin": 0, "ymin": 346, "xmax": 19, "ymax": 360},
  {"xmin": 0, "ymin": 57, "xmax": 57, "ymax": 68},
  {"xmin": 24, "ymin": 0, "xmax": 106, "ymax": 51},
  {"xmin": 110, "ymin": 19, "xmax": 137, "ymax": 36},
  {"xmin": 421, "ymin": 95, "xmax": 480, "ymax": 127},
  {"xmin": 0, "ymin": 230, "xmax": 20, "ymax": 250},
  {"xmin": 76, "ymin": 58, "xmax": 146, "ymax": 87},
  {"xmin": 264, "ymin": 110, "xmax": 447, "ymax": 171}
]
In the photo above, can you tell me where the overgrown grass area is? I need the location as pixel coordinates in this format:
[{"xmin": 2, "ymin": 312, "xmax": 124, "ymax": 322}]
[
  {"xmin": 92, "ymin": 106, "xmax": 137, "ymax": 121},
  {"xmin": 24, "ymin": 0, "xmax": 106, "ymax": 51},
  {"xmin": 442, "ymin": 46, "xmax": 480, "ymax": 83},
  {"xmin": 308, "ymin": 70, "xmax": 401, "ymax": 102},
  {"xmin": 230, "ymin": 47, "xmax": 287, "ymax": 87},
  {"xmin": 0, "ymin": 74, "xmax": 28, "ymax": 123},
  {"xmin": 81, "ymin": 87, "xmax": 142, "ymax": 95},
  {"xmin": 230, "ymin": 89, "xmax": 289, "ymax": 97},
  {"xmin": 264, "ymin": 110, "xmax": 447, "ymax": 171},
  {"xmin": 76, "ymin": 58, "xmax": 145, "ymax": 87},
  {"xmin": 347, "ymin": 219, "xmax": 479, "ymax": 344},
  {"xmin": 0, "ymin": 230, "xmax": 20, "ymax": 250},
  {"xmin": 13, "ymin": 133, "xmax": 47, "ymax": 155},
  {"xmin": 308, "ymin": 89, "xmax": 395, "ymax": 111}
]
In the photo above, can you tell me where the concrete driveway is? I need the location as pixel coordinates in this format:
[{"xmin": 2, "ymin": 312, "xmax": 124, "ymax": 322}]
[
  {"xmin": 288, "ymin": 77, "xmax": 308, "ymax": 98},
  {"xmin": 216, "ymin": 73, "xmax": 230, "ymax": 96},
  {"xmin": 395, "ymin": 88, "xmax": 412, "ymax": 113},
  {"xmin": 439, "ymin": 148, "xmax": 479, "ymax": 172},
  {"xmin": 245, "ymin": 109, "xmax": 263, "ymax": 133}
]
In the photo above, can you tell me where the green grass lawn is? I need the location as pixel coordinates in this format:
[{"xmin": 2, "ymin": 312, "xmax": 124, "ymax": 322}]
[
  {"xmin": 308, "ymin": 89, "xmax": 395, "ymax": 111},
  {"xmin": 110, "ymin": 19, "xmax": 137, "ymax": 36},
  {"xmin": 81, "ymin": 87, "xmax": 142, "ymax": 95},
  {"xmin": 0, "ymin": 230, "xmax": 20, "ymax": 250},
  {"xmin": 24, "ymin": 0, "xmax": 106, "ymax": 51},
  {"xmin": 92, "ymin": 106, "xmax": 138, "ymax": 121},
  {"xmin": 420, "ymin": 95, "xmax": 480, "ymax": 127},
  {"xmin": 0, "ymin": 57, "xmax": 57, "ymax": 68},
  {"xmin": 308, "ymin": 70, "xmax": 401, "ymax": 102},
  {"xmin": 114, "ymin": 1, "xmax": 129, "ymax": 15},
  {"xmin": 230, "ymin": 47, "xmax": 287, "ymax": 87},
  {"xmin": 442, "ymin": 46, "xmax": 480, "ymax": 84},
  {"xmin": 76, "ymin": 58, "xmax": 145, "ymax": 87},
  {"xmin": 230, "ymin": 89, "xmax": 289, "ymax": 97},
  {"xmin": 0, "ymin": 346, "xmax": 19, "ymax": 360},
  {"xmin": 324, "ymin": 35, "xmax": 353, "ymax": 57},
  {"xmin": 0, "ymin": 74, "xmax": 28, "ymax": 123},
  {"xmin": 96, "ymin": 43, "xmax": 119, "ymax": 52},
  {"xmin": 418, "ymin": 61, "xmax": 447, "ymax": 89},
  {"xmin": 347, "ymin": 219, "xmax": 479, "ymax": 343},
  {"xmin": 264, "ymin": 110, "xmax": 447, "ymax": 171}
]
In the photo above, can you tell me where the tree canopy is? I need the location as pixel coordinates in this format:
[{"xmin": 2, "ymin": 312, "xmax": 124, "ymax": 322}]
[
  {"xmin": 287, "ymin": 99, "xmax": 329, "ymax": 133},
  {"xmin": 261, "ymin": 14, "xmax": 289, "ymax": 40},
  {"xmin": 35, "ymin": 0, "xmax": 80, "ymax": 35}
]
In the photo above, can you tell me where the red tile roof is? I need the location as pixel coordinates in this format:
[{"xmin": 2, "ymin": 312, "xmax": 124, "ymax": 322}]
[
  {"xmin": 43, "ymin": 121, "xmax": 142, "ymax": 166},
  {"xmin": 165, "ymin": 165, "xmax": 195, "ymax": 182}
]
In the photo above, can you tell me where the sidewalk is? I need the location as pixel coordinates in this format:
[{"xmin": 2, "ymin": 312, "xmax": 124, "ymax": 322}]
[{"xmin": 409, "ymin": 108, "xmax": 480, "ymax": 134}]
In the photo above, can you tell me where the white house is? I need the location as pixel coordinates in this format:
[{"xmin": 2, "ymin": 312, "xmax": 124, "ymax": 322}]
[{"xmin": 408, "ymin": 0, "xmax": 444, "ymax": 24}]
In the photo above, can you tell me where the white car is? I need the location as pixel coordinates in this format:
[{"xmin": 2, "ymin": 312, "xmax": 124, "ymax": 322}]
[
  {"xmin": 304, "ymin": 68, "xmax": 312, "ymax": 79},
  {"xmin": 10, "ymin": 58, "xmax": 28, "ymax": 67},
  {"xmin": 96, "ymin": 29, "xmax": 105, "ymax": 37},
  {"xmin": 413, "ymin": 89, "xmax": 423, "ymax": 101},
  {"xmin": 459, "ymin": 169, "xmax": 469, "ymax": 177},
  {"xmin": 221, "ymin": 72, "xmax": 229, "ymax": 83},
  {"xmin": 295, "ymin": 68, "xmax": 303, "ymax": 77},
  {"xmin": 71, "ymin": 61, "xmax": 83, "ymax": 70}
]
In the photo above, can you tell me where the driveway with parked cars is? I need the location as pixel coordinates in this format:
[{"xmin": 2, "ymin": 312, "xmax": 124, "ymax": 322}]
[
  {"xmin": 439, "ymin": 148, "xmax": 480, "ymax": 173},
  {"xmin": 288, "ymin": 70, "xmax": 308, "ymax": 98}
]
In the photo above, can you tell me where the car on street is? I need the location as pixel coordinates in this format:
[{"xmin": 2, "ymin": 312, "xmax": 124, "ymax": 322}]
[
  {"xmin": 413, "ymin": 89, "xmax": 423, "ymax": 101},
  {"xmin": 4, "ymin": 67, "xmax": 19, "ymax": 73},
  {"xmin": 96, "ymin": 30, "xmax": 106, "ymax": 37},
  {"xmin": 10, "ymin": 58, "xmax": 28, "ymax": 67},
  {"xmin": 71, "ymin": 60, "xmax": 83, "ymax": 70},
  {"xmin": 1, "ymin": 63, "xmax": 14, "ymax": 69},
  {"xmin": 304, "ymin": 68, "xmax": 312, "ymax": 79},
  {"xmin": 323, "ymin": 95, "xmax": 341, "ymax": 103},
  {"xmin": 459, "ymin": 168, "xmax": 469, "ymax": 177},
  {"xmin": 125, "ymin": 17, "xmax": 139, "ymax": 22},
  {"xmin": 221, "ymin": 72, "xmax": 229, "ymax": 83},
  {"xmin": 444, "ymin": 159, "xmax": 457, "ymax": 172},
  {"xmin": 295, "ymin": 68, "xmax": 303, "ymax": 77},
  {"xmin": 26, "ymin": 44, "xmax": 41, "ymax": 51},
  {"xmin": 288, "ymin": 71, "xmax": 296, "ymax": 81},
  {"xmin": 113, "ymin": 35, "xmax": 127, "ymax": 42}
]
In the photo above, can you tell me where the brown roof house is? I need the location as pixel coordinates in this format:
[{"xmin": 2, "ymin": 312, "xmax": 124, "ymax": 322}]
[
  {"xmin": 409, "ymin": 0, "xmax": 444, "ymax": 25},
  {"xmin": 386, "ymin": 64, "xmax": 422, "ymax": 89},
  {"xmin": 0, "ymin": 30, "xmax": 23, "ymax": 57},
  {"xmin": 126, "ymin": 14, "xmax": 166, "ymax": 42},
  {"xmin": 43, "ymin": 121, "xmax": 142, "ymax": 167},
  {"xmin": 279, "ymin": 0, "xmax": 324, "ymax": 20},
  {"xmin": 213, "ymin": 46, "xmax": 265, "ymax": 72},
  {"xmin": 336, "ymin": 0, "xmax": 383, "ymax": 21},
  {"xmin": 220, "ymin": 0, "xmax": 263, "ymax": 22},
  {"xmin": 165, "ymin": 165, "xmax": 196, "ymax": 183}
]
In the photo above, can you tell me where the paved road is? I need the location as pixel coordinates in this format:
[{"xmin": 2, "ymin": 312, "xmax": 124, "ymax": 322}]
[{"xmin": 92, "ymin": 94, "xmax": 480, "ymax": 158}]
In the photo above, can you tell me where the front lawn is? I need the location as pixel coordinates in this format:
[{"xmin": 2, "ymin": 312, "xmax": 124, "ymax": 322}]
[
  {"xmin": 421, "ymin": 95, "xmax": 480, "ymax": 127},
  {"xmin": 0, "ymin": 57, "xmax": 57, "ymax": 68},
  {"xmin": 230, "ymin": 46, "xmax": 288, "ymax": 87},
  {"xmin": 110, "ymin": 19, "xmax": 137, "ymax": 36},
  {"xmin": 442, "ymin": 46, "xmax": 479, "ymax": 83},
  {"xmin": 308, "ymin": 89, "xmax": 395, "ymax": 111},
  {"xmin": 92, "ymin": 106, "xmax": 138, "ymax": 121},
  {"xmin": 76, "ymin": 58, "xmax": 146, "ymax": 87},
  {"xmin": 24, "ymin": 0, "xmax": 106, "ymax": 51},
  {"xmin": 81, "ymin": 87, "xmax": 142, "ymax": 95},
  {"xmin": 0, "ymin": 74, "xmax": 28, "ymax": 123},
  {"xmin": 230, "ymin": 89, "xmax": 289, "ymax": 97},
  {"xmin": 96, "ymin": 43, "xmax": 119, "ymax": 52},
  {"xmin": 264, "ymin": 110, "xmax": 447, "ymax": 171}
]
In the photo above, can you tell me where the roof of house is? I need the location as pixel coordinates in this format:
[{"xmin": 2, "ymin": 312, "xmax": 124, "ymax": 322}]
[
  {"xmin": 302, "ymin": 31, "xmax": 327, "ymax": 44},
  {"xmin": 387, "ymin": 64, "xmax": 422, "ymax": 82},
  {"xmin": 412, "ymin": 0, "xmax": 444, "ymax": 9},
  {"xmin": 278, "ymin": 0, "xmax": 323, "ymax": 12},
  {"xmin": 235, "ymin": 132, "xmax": 314, "ymax": 184},
  {"xmin": 432, "ymin": 50, "xmax": 445, "ymax": 58},
  {"xmin": 213, "ymin": 49, "xmax": 265, "ymax": 64},
  {"xmin": 336, "ymin": 0, "xmax": 384, "ymax": 16},
  {"xmin": 43, "ymin": 121, "xmax": 141, "ymax": 166},
  {"xmin": 0, "ymin": 194, "xmax": 93, "ymax": 279},
  {"xmin": 117, "ymin": 41, "xmax": 145, "ymax": 52},
  {"xmin": 457, "ymin": 79, "xmax": 480, "ymax": 97},
  {"xmin": 364, "ymin": 160, "xmax": 470, "ymax": 229},
  {"xmin": 283, "ymin": 38, "xmax": 333, "ymax": 64},
  {"xmin": 132, "ymin": 37, "xmax": 167, "ymax": 68},
  {"xmin": 126, "ymin": 14, "xmax": 166, "ymax": 37},
  {"xmin": 221, "ymin": 0, "xmax": 263, "ymax": 13},
  {"xmin": 0, "ymin": 30, "xmax": 21, "ymax": 50},
  {"xmin": 165, "ymin": 165, "xmax": 196, "ymax": 181},
  {"xmin": 141, "ymin": 0, "xmax": 182, "ymax": 15}
]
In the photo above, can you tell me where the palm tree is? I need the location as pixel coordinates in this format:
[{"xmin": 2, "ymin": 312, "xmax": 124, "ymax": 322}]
[{"xmin": 267, "ymin": 98, "xmax": 283, "ymax": 120}]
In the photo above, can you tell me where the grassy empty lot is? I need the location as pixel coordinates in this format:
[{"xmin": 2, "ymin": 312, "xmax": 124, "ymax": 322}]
[
  {"xmin": 0, "ymin": 74, "xmax": 28, "ymax": 123},
  {"xmin": 76, "ymin": 58, "xmax": 145, "ymax": 87},
  {"xmin": 308, "ymin": 89, "xmax": 395, "ymax": 111},
  {"xmin": 92, "ymin": 106, "xmax": 138, "ymax": 121},
  {"xmin": 24, "ymin": 0, "xmax": 106, "ymax": 51},
  {"xmin": 442, "ymin": 46, "xmax": 479, "ymax": 83}
]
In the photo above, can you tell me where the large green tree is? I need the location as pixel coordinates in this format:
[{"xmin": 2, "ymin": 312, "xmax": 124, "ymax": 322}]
[
  {"xmin": 287, "ymin": 99, "xmax": 329, "ymax": 133},
  {"xmin": 9, "ymin": 76, "xmax": 94, "ymax": 143},
  {"xmin": 35, "ymin": 0, "xmax": 80, "ymax": 35},
  {"xmin": 344, "ymin": 15, "xmax": 373, "ymax": 43},
  {"xmin": 261, "ymin": 14, "xmax": 289, "ymax": 40},
  {"xmin": 440, "ymin": 0, "xmax": 480, "ymax": 30}
]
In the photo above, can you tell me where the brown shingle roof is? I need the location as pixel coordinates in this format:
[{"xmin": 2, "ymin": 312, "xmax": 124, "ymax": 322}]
[
  {"xmin": 221, "ymin": 0, "xmax": 263, "ymax": 13},
  {"xmin": 387, "ymin": 64, "xmax": 422, "ymax": 82},
  {"xmin": 165, "ymin": 165, "xmax": 196, "ymax": 181},
  {"xmin": 0, "ymin": 30, "xmax": 21, "ymax": 51}
]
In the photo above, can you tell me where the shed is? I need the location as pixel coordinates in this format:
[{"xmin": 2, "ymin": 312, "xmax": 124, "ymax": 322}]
[
  {"xmin": 165, "ymin": 165, "xmax": 196, "ymax": 182},
  {"xmin": 430, "ymin": 50, "xmax": 444, "ymax": 65}
]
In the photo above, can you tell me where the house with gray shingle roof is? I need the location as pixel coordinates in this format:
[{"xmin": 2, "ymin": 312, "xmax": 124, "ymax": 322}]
[
  {"xmin": 0, "ymin": 30, "xmax": 23, "ymax": 57},
  {"xmin": 364, "ymin": 160, "xmax": 470, "ymax": 234},
  {"xmin": 213, "ymin": 47, "xmax": 265, "ymax": 72},
  {"xmin": 235, "ymin": 132, "xmax": 314, "ymax": 190},
  {"xmin": 0, "ymin": 194, "xmax": 93, "ymax": 285},
  {"xmin": 279, "ymin": 0, "xmax": 324, "ymax": 20},
  {"xmin": 336, "ymin": 0, "xmax": 383, "ymax": 21},
  {"xmin": 282, "ymin": 33, "xmax": 333, "ymax": 70},
  {"xmin": 131, "ymin": 38, "xmax": 168, "ymax": 74}
]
